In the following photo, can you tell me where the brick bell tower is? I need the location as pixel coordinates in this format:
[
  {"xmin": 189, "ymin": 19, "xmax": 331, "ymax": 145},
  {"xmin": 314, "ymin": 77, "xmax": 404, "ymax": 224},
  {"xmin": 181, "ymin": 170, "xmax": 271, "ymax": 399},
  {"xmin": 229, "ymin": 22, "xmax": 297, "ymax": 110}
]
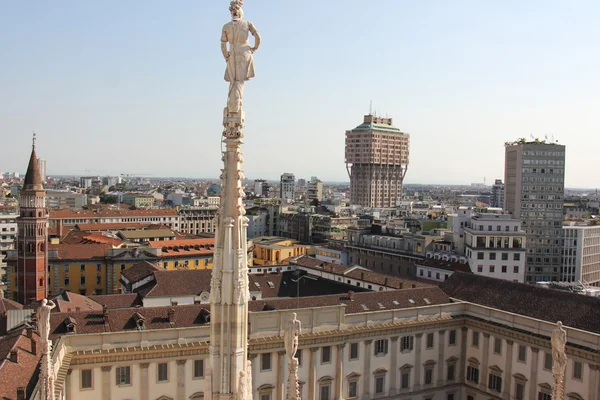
[{"xmin": 16, "ymin": 134, "xmax": 49, "ymax": 304}]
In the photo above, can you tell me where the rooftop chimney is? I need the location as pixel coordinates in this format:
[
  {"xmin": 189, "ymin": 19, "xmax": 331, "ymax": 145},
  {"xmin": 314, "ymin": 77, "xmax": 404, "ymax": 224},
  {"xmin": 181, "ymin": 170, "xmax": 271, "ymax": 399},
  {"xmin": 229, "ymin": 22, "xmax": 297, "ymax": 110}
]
[
  {"xmin": 168, "ymin": 308, "xmax": 175, "ymax": 325},
  {"xmin": 16, "ymin": 388, "xmax": 25, "ymax": 400},
  {"xmin": 10, "ymin": 349, "xmax": 18, "ymax": 363},
  {"xmin": 348, "ymin": 291, "xmax": 355, "ymax": 301}
]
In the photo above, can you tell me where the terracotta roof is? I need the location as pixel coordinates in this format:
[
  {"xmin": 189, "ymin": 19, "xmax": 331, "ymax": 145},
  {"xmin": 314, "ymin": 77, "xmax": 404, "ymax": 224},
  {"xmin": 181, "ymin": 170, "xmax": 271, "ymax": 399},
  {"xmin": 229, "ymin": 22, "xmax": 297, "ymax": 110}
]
[
  {"xmin": 75, "ymin": 222, "xmax": 152, "ymax": 231},
  {"xmin": 50, "ymin": 209, "xmax": 179, "ymax": 219},
  {"xmin": 48, "ymin": 304, "xmax": 211, "ymax": 339},
  {"xmin": 61, "ymin": 231, "xmax": 124, "ymax": 246},
  {"xmin": 120, "ymin": 261, "xmax": 160, "ymax": 283},
  {"xmin": 440, "ymin": 272, "xmax": 600, "ymax": 334},
  {"xmin": 415, "ymin": 258, "xmax": 472, "ymax": 273},
  {"xmin": 249, "ymin": 287, "xmax": 450, "ymax": 314},
  {"xmin": 51, "ymin": 291, "xmax": 103, "ymax": 313},
  {"xmin": 0, "ymin": 325, "xmax": 41, "ymax": 399},
  {"xmin": 48, "ymin": 243, "xmax": 111, "ymax": 260},
  {"xmin": 0, "ymin": 297, "xmax": 24, "ymax": 314},
  {"xmin": 148, "ymin": 238, "xmax": 215, "ymax": 249},
  {"xmin": 142, "ymin": 270, "xmax": 213, "ymax": 298},
  {"xmin": 87, "ymin": 294, "xmax": 143, "ymax": 308},
  {"xmin": 290, "ymin": 255, "xmax": 327, "ymax": 269},
  {"xmin": 148, "ymin": 238, "xmax": 215, "ymax": 257},
  {"xmin": 23, "ymin": 146, "xmax": 43, "ymax": 190}
]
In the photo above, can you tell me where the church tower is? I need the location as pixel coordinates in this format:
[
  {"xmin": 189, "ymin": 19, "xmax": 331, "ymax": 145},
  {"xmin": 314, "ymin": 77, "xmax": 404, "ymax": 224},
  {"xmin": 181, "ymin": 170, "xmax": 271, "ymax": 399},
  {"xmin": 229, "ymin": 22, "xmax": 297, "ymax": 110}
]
[{"xmin": 16, "ymin": 135, "xmax": 49, "ymax": 304}]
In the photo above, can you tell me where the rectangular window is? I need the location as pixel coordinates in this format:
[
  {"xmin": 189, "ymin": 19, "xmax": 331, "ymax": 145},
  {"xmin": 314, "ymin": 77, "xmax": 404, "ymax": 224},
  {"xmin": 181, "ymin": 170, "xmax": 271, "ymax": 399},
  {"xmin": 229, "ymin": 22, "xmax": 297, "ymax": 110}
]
[
  {"xmin": 447, "ymin": 364, "xmax": 456, "ymax": 381},
  {"xmin": 488, "ymin": 374, "xmax": 502, "ymax": 392},
  {"xmin": 157, "ymin": 362, "xmax": 168, "ymax": 382},
  {"xmin": 539, "ymin": 393, "xmax": 551, "ymax": 400},
  {"xmin": 375, "ymin": 375, "xmax": 385, "ymax": 394},
  {"xmin": 494, "ymin": 338, "xmax": 502, "ymax": 354},
  {"xmin": 401, "ymin": 371, "xmax": 410, "ymax": 389},
  {"xmin": 261, "ymin": 353, "xmax": 272, "ymax": 371},
  {"xmin": 96, "ymin": 264, "xmax": 102, "ymax": 272},
  {"xmin": 80, "ymin": 264, "xmax": 85, "ymax": 272},
  {"xmin": 401, "ymin": 336, "xmax": 414, "ymax": 352},
  {"xmin": 514, "ymin": 266, "xmax": 520, "ymax": 273},
  {"xmin": 472, "ymin": 331, "xmax": 479, "ymax": 347},
  {"xmin": 544, "ymin": 352, "xmax": 552, "ymax": 370},
  {"xmin": 349, "ymin": 343, "xmax": 359, "ymax": 360},
  {"xmin": 80, "ymin": 276, "xmax": 86, "ymax": 285},
  {"xmin": 490, "ymin": 265, "xmax": 495, "ymax": 273},
  {"xmin": 96, "ymin": 276, "xmax": 101, "ymax": 285},
  {"xmin": 348, "ymin": 381, "xmax": 358, "ymax": 398},
  {"xmin": 573, "ymin": 361, "xmax": 583, "ymax": 380},
  {"xmin": 426, "ymin": 333, "xmax": 434, "ymax": 349},
  {"xmin": 64, "ymin": 265, "xmax": 69, "ymax": 273},
  {"xmin": 322, "ymin": 346, "xmax": 331, "ymax": 363},
  {"xmin": 477, "ymin": 252, "xmax": 484, "ymax": 260},
  {"xmin": 424, "ymin": 368, "xmax": 433, "ymax": 385},
  {"xmin": 477, "ymin": 265, "xmax": 483, "ymax": 273},
  {"xmin": 502, "ymin": 253, "xmax": 508, "ymax": 260},
  {"xmin": 374, "ymin": 339, "xmax": 388, "ymax": 355},
  {"xmin": 515, "ymin": 383, "xmax": 525, "ymax": 400},
  {"xmin": 116, "ymin": 366, "xmax": 131, "ymax": 386},
  {"xmin": 64, "ymin": 277, "xmax": 70, "ymax": 286},
  {"xmin": 501, "ymin": 265, "xmax": 507, "ymax": 273},
  {"xmin": 489, "ymin": 252, "xmax": 496, "ymax": 260},
  {"xmin": 514, "ymin": 253, "xmax": 520, "ymax": 261},
  {"xmin": 320, "ymin": 383, "xmax": 330, "ymax": 400},
  {"xmin": 81, "ymin": 369, "xmax": 93, "ymax": 389},
  {"xmin": 466, "ymin": 366, "xmax": 479, "ymax": 384},
  {"xmin": 518, "ymin": 345, "xmax": 527, "ymax": 362},
  {"xmin": 193, "ymin": 359, "xmax": 204, "ymax": 378},
  {"xmin": 260, "ymin": 395, "xmax": 271, "ymax": 400}
]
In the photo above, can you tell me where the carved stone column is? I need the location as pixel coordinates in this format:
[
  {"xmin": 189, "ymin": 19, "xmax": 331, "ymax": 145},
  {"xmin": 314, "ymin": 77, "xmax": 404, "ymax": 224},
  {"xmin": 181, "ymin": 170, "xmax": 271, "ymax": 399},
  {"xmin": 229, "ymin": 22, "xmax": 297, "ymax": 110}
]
[
  {"xmin": 413, "ymin": 334, "xmax": 423, "ymax": 391},
  {"xmin": 101, "ymin": 366, "xmax": 112, "ymax": 400},
  {"xmin": 140, "ymin": 363, "xmax": 149, "ymax": 400},
  {"xmin": 65, "ymin": 369, "xmax": 72, "ymax": 400},
  {"xmin": 276, "ymin": 351, "xmax": 285, "ymax": 400},
  {"xmin": 589, "ymin": 364, "xmax": 599, "ymax": 400},
  {"xmin": 389, "ymin": 337, "xmax": 399, "ymax": 395},
  {"xmin": 528, "ymin": 347, "xmax": 539, "ymax": 400},
  {"xmin": 503, "ymin": 340, "xmax": 514, "ymax": 400},
  {"xmin": 480, "ymin": 333, "xmax": 490, "ymax": 392},
  {"xmin": 362, "ymin": 340, "xmax": 373, "ymax": 399},
  {"xmin": 459, "ymin": 328, "xmax": 468, "ymax": 384},
  {"xmin": 437, "ymin": 330, "xmax": 445, "ymax": 386},
  {"xmin": 309, "ymin": 347, "xmax": 318, "ymax": 400},
  {"xmin": 336, "ymin": 344, "xmax": 345, "ymax": 400},
  {"xmin": 176, "ymin": 360, "xmax": 187, "ymax": 400}
]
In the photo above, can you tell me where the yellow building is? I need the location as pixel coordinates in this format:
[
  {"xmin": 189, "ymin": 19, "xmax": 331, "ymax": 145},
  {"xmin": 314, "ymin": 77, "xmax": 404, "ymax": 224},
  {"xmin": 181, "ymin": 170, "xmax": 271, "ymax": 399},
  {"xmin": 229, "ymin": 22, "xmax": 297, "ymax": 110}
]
[
  {"xmin": 6, "ymin": 238, "xmax": 216, "ymax": 299},
  {"xmin": 251, "ymin": 236, "xmax": 308, "ymax": 266}
]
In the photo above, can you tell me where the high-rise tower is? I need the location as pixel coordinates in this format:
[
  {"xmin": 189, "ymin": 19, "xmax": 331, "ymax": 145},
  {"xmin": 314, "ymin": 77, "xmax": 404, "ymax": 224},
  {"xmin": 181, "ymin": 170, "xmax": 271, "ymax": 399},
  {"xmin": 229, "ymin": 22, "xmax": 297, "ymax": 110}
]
[
  {"xmin": 345, "ymin": 114, "xmax": 410, "ymax": 208},
  {"xmin": 209, "ymin": 1, "xmax": 261, "ymax": 399},
  {"xmin": 280, "ymin": 173, "xmax": 295, "ymax": 201},
  {"xmin": 16, "ymin": 136, "xmax": 48, "ymax": 304},
  {"xmin": 504, "ymin": 140, "xmax": 566, "ymax": 283}
]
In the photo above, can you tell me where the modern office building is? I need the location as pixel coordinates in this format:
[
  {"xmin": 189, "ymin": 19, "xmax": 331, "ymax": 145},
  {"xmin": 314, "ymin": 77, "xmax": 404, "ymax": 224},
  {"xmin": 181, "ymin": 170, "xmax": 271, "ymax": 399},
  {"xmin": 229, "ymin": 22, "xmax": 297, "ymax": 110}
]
[
  {"xmin": 307, "ymin": 177, "xmax": 323, "ymax": 202},
  {"xmin": 345, "ymin": 114, "xmax": 410, "ymax": 208},
  {"xmin": 280, "ymin": 173, "xmax": 295, "ymax": 201},
  {"xmin": 504, "ymin": 140, "xmax": 566, "ymax": 283},
  {"xmin": 561, "ymin": 222, "xmax": 600, "ymax": 286},
  {"xmin": 490, "ymin": 179, "xmax": 505, "ymax": 209}
]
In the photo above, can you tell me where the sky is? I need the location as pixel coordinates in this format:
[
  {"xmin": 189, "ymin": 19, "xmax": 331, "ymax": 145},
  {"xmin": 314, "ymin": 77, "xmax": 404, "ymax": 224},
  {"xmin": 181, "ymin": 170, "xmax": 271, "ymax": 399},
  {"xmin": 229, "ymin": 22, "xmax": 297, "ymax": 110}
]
[{"xmin": 1, "ymin": 1, "xmax": 599, "ymax": 187}]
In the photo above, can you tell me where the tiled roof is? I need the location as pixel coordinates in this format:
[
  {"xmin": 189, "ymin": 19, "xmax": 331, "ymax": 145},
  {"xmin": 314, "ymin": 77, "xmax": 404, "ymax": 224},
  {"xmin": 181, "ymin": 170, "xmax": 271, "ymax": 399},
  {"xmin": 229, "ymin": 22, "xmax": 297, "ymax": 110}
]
[
  {"xmin": 249, "ymin": 287, "xmax": 449, "ymax": 314},
  {"xmin": 120, "ymin": 261, "xmax": 160, "ymax": 283},
  {"xmin": 75, "ymin": 222, "xmax": 152, "ymax": 231},
  {"xmin": 0, "ymin": 297, "xmax": 24, "ymax": 314},
  {"xmin": 52, "ymin": 291, "xmax": 103, "ymax": 313},
  {"xmin": 48, "ymin": 304, "xmax": 211, "ymax": 340},
  {"xmin": 148, "ymin": 238, "xmax": 215, "ymax": 249},
  {"xmin": 119, "ymin": 229, "xmax": 176, "ymax": 240},
  {"xmin": 249, "ymin": 273, "xmax": 284, "ymax": 298},
  {"xmin": 0, "ymin": 325, "xmax": 41, "ymax": 399},
  {"xmin": 290, "ymin": 255, "xmax": 327, "ymax": 268},
  {"xmin": 149, "ymin": 238, "xmax": 215, "ymax": 257},
  {"xmin": 142, "ymin": 270, "xmax": 213, "ymax": 298},
  {"xmin": 440, "ymin": 272, "xmax": 600, "ymax": 334},
  {"xmin": 48, "ymin": 243, "xmax": 111, "ymax": 260},
  {"xmin": 415, "ymin": 258, "xmax": 473, "ymax": 273},
  {"xmin": 61, "ymin": 230, "xmax": 124, "ymax": 246},
  {"xmin": 50, "ymin": 209, "xmax": 179, "ymax": 219},
  {"xmin": 88, "ymin": 294, "xmax": 142, "ymax": 309}
]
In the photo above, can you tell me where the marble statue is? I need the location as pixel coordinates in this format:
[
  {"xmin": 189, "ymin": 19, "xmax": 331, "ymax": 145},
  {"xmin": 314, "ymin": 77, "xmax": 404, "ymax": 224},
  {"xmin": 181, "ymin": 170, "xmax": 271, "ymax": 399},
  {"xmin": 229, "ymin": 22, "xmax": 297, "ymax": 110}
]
[
  {"xmin": 284, "ymin": 313, "xmax": 301, "ymax": 358},
  {"xmin": 246, "ymin": 360, "xmax": 253, "ymax": 400},
  {"xmin": 221, "ymin": 0, "xmax": 261, "ymax": 115},
  {"xmin": 551, "ymin": 321, "xmax": 568, "ymax": 400},
  {"xmin": 37, "ymin": 299, "xmax": 56, "ymax": 400},
  {"xmin": 284, "ymin": 313, "xmax": 301, "ymax": 400},
  {"xmin": 238, "ymin": 369, "xmax": 247, "ymax": 400}
]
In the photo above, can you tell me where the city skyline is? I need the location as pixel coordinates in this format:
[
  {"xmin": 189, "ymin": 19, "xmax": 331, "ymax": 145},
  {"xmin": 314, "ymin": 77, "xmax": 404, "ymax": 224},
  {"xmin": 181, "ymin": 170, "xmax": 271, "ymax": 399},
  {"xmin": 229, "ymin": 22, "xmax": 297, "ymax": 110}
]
[{"xmin": 1, "ymin": 1, "xmax": 599, "ymax": 187}]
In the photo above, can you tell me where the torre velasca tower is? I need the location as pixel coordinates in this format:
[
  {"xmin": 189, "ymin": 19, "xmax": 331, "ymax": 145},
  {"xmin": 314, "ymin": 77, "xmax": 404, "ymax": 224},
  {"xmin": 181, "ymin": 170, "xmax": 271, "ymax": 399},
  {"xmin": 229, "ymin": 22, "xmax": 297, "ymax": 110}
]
[{"xmin": 345, "ymin": 114, "xmax": 410, "ymax": 208}]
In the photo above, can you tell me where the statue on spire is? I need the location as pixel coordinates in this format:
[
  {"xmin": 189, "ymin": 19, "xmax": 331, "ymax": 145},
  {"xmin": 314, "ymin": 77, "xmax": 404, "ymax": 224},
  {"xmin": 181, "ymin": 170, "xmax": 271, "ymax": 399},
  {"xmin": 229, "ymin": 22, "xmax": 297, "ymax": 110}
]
[{"xmin": 221, "ymin": 0, "xmax": 261, "ymax": 117}]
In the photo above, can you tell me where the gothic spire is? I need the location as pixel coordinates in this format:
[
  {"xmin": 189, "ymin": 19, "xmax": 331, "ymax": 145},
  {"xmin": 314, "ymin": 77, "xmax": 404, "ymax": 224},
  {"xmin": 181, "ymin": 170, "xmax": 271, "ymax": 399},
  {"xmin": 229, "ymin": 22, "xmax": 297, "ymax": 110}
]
[{"xmin": 23, "ymin": 132, "xmax": 43, "ymax": 191}]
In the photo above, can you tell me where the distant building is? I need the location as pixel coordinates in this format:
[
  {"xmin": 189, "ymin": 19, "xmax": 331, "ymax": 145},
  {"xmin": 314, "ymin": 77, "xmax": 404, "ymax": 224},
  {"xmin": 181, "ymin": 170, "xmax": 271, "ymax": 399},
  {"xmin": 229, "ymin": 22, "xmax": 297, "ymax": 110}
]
[
  {"xmin": 562, "ymin": 222, "xmax": 600, "ymax": 286},
  {"xmin": 251, "ymin": 236, "xmax": 308, "ymax": 266},
  {"xmin": 307, "ymin": 177, "xmax": 323, "ymax": 202},
  {"xmin": 46, "ymin": 190, "xmax": 87, "ymax": 209},
  {"xmin": 345, "ymin": 114, "xmax": 409, "ymax": 207},
  {"xmin": 0, "ymin": 213, "xmax": 18, "ymax": 267},
  {"xmin": 504, "ymin": 141, "xmax": 566, "ymax": 282},
  {"xmin": 297, "ymin": 178, "xmax": 306, "ymax": 188},
  {"xmin": 490, "ymin": 179, "xmax": 504, "ymax": 208},
  {"xmin": 179, "ymin": 206, "xmax": 218, "ymax": 235},
  {"xmin": 80, "ymin": 176, "xmax": 94, "ymax": 189},
  {"xmin": 122, "ymin": 193, "xmax": 155, "ymax": 208},
  {"xmin": 280, "ymin": 173, "xmax": 295, "ymax": 201}
]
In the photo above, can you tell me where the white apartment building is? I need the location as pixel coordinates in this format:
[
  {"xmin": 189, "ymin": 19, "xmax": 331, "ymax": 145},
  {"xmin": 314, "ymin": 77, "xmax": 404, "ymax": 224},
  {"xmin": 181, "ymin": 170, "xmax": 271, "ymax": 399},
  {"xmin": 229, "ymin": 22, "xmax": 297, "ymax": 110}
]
[
  {"xmin": 0, "ymin": 213, "xmax": 18, "ymax": 266},
  {"xmin": 464, "ymin": 214, "xmax": 527, "ymax": 282},
  {"xmin": 280, "ymin": 173, "xmax": 295, "ymax": 201},
  {"xmin": 562, "ymin": 223, "xmax": 600, "ymax": 286},
  {"xmin": 47, "ymin": 190, "xmax": 87, "ymax": 209}
]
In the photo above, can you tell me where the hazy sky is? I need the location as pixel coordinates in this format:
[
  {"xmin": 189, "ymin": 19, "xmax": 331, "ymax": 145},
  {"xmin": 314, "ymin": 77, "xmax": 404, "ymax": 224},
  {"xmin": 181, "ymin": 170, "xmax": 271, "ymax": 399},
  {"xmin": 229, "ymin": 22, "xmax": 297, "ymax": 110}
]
[{"xmin": 1, "ymin": 1, "xmax": 599, "ymax": 187}]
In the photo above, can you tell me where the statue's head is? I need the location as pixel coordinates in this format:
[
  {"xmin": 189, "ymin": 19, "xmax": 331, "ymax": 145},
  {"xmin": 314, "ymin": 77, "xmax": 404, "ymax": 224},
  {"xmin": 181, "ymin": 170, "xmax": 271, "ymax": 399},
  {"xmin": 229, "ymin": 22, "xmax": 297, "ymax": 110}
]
[
  {"xmin": 557, "ymin": 321, "xmax": 563, "ymax": 328},
  {"xmin": 292, "ymin": 312, "xmax": 297, "ymax": 319},
  {"xmin": 41, "ymin": 298, "xmax": 48, "ymax": 306},
  {"xmin": 229, "ymin": 0, "xmax": 244, "ymax": 20}
]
